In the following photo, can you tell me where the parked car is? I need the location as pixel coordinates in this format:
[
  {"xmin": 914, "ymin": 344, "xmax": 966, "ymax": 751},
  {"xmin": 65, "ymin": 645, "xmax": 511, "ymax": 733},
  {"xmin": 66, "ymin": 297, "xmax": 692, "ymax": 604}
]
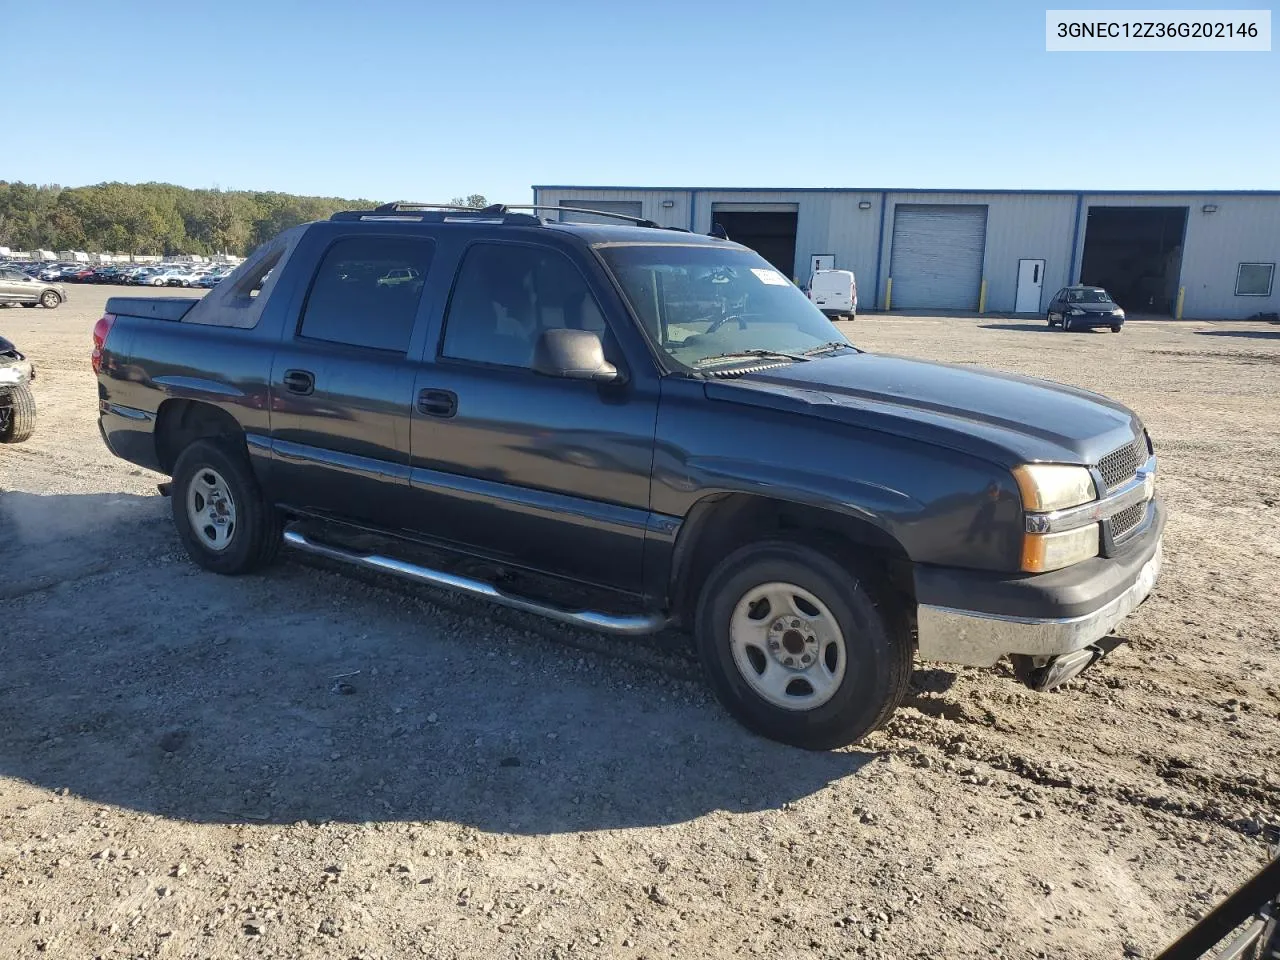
[
  {"xmin": 195, "ymin": 270, "xmax": 230, "ymax": 288},
  {"xmin": 0, "ymin": 264, "xmax": 65, "ymax": 308},
  {"xmin": 1046, "ymin": 285, "xmax": 1126, "ymax": 332},
  {"xmin": 0, "ymin": 334, "xmax": 36, "ymax": 443},
  {"xmin": 146, "ymin": 268, "xmax": 200, "ymax": 287},
  {"xmin": 94, "ymin": 203, "xmax": 1163, "ymax": 750},
  {"xmin": 808, "ymin": 268, "xmax": 857, "ymax": 320}
]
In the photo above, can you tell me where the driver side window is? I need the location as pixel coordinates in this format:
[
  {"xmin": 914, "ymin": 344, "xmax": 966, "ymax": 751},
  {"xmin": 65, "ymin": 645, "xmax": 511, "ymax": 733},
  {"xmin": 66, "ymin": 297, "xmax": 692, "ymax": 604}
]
[{"xmin": 441, "ymin": 243, "xmax": 610, "ymax": 369}]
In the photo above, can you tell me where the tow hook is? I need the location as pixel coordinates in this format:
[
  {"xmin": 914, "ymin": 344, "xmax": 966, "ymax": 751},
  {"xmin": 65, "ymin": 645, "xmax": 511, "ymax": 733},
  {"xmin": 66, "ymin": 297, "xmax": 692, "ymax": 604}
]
[{"xmin": 1012, "ymin": 646, "xmax": 1103, "ymax": 692}]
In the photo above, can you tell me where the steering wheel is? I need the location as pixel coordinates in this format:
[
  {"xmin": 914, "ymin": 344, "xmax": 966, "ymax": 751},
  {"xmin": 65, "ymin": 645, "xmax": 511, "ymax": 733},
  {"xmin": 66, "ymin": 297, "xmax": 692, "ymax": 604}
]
[{"xmin": 705, "ymin": 314, "xmax": 748, "ymax": 335}]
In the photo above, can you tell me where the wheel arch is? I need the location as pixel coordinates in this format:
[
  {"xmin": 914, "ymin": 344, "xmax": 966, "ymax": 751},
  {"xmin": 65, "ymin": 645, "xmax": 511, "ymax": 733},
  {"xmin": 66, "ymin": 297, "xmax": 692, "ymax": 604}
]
[
  {"xmin": 668, "ymin": 493, "xmax": 914, "ymax": 628},
  {"xmin": 154, "ymin": 398, "xmax": 247, "ymax": 475}
]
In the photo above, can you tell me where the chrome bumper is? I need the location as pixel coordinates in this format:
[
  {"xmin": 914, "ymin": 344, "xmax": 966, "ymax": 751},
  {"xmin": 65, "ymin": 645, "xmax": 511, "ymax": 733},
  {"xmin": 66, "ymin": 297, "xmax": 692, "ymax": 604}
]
[{"xmin": 916, "ymin": 539, "xmax": 1162, "ymax": 667}]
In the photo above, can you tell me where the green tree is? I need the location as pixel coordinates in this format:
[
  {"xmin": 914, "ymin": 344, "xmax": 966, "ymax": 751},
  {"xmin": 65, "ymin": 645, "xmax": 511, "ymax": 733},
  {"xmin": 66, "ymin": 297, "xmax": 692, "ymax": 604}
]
[
  {"xmin": 449, "ymin": 194, "xmax": 489, "ymax": 209},
  {"xmin": 0, "ymin": 180, "xmax": 377, "ymax": 257}
]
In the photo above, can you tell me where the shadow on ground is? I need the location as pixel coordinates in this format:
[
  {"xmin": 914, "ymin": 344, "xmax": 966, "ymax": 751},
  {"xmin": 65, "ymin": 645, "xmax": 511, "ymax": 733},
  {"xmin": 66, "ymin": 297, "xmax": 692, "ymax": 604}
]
[
  {"xmin": 979, "ymin": 323, "xmax": 1052, "ymax": 332},
  {"xmin": 0, "ymin": 492, "xmax": 874, "ymax": 835},
  {"xmin": 1196, "ymin": 329, "xmax": 1280, "ymax": 340}
]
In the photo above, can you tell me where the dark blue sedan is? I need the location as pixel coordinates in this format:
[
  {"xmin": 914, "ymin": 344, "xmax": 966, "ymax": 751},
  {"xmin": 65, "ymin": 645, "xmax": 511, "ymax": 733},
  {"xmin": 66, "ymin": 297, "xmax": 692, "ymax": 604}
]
[{"xmin": 1046, "ymin": 286, "xmax": 1126, "ymax": 333}]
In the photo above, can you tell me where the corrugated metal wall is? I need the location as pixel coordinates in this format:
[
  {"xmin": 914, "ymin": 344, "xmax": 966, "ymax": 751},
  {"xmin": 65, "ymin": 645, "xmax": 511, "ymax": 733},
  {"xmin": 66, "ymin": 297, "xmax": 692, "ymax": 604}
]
[
  {"xmin": 1080, "ymin": 193, "xmax": 1280, "ymax": 318},
  {"xmin": 534, "ymin": 187, "xmax": 1280, "ymax": 318}
]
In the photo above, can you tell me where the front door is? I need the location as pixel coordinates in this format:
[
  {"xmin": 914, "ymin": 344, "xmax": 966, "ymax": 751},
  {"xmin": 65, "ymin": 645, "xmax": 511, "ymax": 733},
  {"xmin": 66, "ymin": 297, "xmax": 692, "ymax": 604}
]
[
  {"xmin": 1015, "ymin": 259, "xmax": 1045, "ymax": 313},
  {"xmin": 0, "ymin": 268, "xmax": 27, "ymax": 300},
  {"xmin": 267, "ymin": 233, "xmax": 435, "ymax": 530},
  {"xmin": 406, "ymin": 240, "xmax": 658, "ymax": 594}
]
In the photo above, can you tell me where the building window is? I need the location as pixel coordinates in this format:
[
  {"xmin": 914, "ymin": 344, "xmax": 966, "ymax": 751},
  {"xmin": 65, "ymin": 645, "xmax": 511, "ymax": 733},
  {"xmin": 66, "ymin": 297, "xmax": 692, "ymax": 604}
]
[{"xmin": 1235, "ymin": 262, "xmax": 1275, "ymax": 297}]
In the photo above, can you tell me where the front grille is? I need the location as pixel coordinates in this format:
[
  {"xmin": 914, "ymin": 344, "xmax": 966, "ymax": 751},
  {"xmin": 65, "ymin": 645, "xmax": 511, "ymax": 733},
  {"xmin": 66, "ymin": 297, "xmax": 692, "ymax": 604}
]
[
  {"xmin": 1110, "ymin": 501, "xmax": 1146, "ymax": 541},
  {"xmin": 1097, "ymin": 439, "xmax": 1145, "ymax": 490}
]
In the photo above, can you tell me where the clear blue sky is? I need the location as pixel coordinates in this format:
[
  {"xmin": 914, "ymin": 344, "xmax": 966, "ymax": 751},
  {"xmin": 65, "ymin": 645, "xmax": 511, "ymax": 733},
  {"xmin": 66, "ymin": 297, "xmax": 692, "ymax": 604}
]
[{"xmin": 4, "ymin": 0, "xmax": 1276, "ymax": 200}]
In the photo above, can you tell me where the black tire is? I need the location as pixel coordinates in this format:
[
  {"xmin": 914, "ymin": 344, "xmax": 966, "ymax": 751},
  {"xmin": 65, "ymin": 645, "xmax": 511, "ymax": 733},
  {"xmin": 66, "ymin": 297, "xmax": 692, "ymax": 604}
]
[
  {"xmin": 170, "ymin": 438, "xmax": 283, "ymax": 575},
  {"xmin": 40, "ymin": 290, "xmax": 61, "ymax": 308},
  {"xmin": 694, "ymin": 539, "xmax": 912, "ymax": 750},
  {"xmin": 0, "ymin": 383, "xmax": 36, "ymax": 443},
  {"xmin": 21, "ymin": 302, "xmax": 37, "ymax": 308},
  {"xmin": 1111, "ymin": 325, "xmax": 1122, "ymax": 333}
]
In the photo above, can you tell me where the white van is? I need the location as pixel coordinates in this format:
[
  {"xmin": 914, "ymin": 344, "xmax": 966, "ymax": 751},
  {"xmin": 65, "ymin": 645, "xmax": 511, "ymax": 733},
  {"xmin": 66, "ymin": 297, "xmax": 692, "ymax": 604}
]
[{"xmin": 808, "ymin": 269, "xmax": 857, "ymax": 319}]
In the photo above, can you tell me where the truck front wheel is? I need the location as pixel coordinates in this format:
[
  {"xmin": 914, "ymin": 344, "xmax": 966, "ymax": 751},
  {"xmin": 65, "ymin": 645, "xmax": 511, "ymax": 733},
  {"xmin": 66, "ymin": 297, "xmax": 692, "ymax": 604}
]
[
  {"xmin": 694, "ymin": 540, "xmax": 912, "ymax": 750},
  {"xmin": 171, "ymin": 439, "xmax": 283, "ymax": 574}
]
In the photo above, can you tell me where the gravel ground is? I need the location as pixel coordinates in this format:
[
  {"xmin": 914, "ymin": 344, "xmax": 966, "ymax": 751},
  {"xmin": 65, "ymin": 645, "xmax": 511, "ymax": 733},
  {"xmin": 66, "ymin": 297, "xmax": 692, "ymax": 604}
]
[{"xmin": 1, "ymin": 287, "xmax": 1278, "ymax": 960}]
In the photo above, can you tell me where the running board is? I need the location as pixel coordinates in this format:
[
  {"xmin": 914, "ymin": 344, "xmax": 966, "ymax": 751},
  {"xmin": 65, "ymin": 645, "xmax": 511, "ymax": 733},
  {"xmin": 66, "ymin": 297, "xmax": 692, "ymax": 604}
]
[{"xmin": 282, "ymin": 529, "xmax": 669, "ymax": 637}]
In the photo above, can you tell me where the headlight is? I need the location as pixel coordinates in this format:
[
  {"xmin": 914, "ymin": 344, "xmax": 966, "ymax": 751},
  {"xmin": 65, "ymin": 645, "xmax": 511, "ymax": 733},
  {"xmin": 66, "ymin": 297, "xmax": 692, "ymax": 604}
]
[
  {"xmin": 1012, "ymin": 464, "xmax": 1096, "ymax": 512},
  {"xmin": 1021, "ymin": 525, "xmax": 1100, "ymax": 573},
  {"xmin": 1013, "ymin": 464, "xmax": 1100, "ymax": 572},
  {"xmin": 1068, "ymin": 308, "xmax": 1085, "ymax": 316},
  {"xmin": 1112, "ymin": 308, "xmax": 1125, "ymax": 317}
]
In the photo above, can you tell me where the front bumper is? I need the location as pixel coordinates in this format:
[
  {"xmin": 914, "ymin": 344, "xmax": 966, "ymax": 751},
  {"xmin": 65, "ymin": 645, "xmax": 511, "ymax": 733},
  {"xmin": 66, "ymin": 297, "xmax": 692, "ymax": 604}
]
[
  {"xmin": 1069, "ymin": 312, "xmax": 1123, "ymax": 327},
  {"xmin": 915, "ymin": 502, "xmax": 1164, "ymax": 667}
]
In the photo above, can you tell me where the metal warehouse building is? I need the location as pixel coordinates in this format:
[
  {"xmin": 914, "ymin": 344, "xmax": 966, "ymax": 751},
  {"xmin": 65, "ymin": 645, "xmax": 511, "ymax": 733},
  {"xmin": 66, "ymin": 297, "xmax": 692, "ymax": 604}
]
[{"xmin": 532, "ymin": 186, "xmax": 1280, "ymax": 320}]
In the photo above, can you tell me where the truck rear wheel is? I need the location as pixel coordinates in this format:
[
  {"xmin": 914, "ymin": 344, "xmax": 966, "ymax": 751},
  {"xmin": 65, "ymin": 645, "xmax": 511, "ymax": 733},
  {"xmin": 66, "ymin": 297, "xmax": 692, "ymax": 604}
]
[
  {"xmin": 0, "ymin": 384, "xmax": 36, "ymax": 443},
  {"xmin": 171, "ymin": 439, "xmax": 283, "ymax": 575},
  {"xmin": 694, "ymin": 540, "xmax": 912, "ymax": 750}
]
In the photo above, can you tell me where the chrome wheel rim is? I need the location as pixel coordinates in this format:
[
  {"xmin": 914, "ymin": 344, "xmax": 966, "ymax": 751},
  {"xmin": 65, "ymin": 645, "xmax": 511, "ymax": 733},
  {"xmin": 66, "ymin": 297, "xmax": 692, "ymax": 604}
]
[
  {"xmin": 42, "ymin": 292, "xmax": 57, "ymax": 307},
  {"xmin": 186, "ymin": 467, "xmax": 237, "ymax": 551},
  {"xmin": 729, "ymin": 581, "xmax": 847, "ymax": 711}
]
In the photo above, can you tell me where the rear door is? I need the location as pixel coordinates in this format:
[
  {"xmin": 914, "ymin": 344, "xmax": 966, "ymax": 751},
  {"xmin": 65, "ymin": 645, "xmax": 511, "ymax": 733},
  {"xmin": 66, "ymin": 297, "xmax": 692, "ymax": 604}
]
[{"xmin": 267, "ymin": 231, "xmax": 435, "ymax": 530}]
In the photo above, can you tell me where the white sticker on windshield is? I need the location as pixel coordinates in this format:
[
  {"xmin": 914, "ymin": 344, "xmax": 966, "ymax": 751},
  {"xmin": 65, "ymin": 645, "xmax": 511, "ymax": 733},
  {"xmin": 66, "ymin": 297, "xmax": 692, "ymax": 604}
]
[{"xmin": 751, "ymin": 268, "xmax": 790, "ymax": 286}]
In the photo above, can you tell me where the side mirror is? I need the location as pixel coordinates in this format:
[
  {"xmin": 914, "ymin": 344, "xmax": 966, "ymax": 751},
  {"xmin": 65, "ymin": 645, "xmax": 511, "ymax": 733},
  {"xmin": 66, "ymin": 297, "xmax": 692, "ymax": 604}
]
[{"xmin": 531, "ymin": 328, "xmax": 621, "ymax": 383}]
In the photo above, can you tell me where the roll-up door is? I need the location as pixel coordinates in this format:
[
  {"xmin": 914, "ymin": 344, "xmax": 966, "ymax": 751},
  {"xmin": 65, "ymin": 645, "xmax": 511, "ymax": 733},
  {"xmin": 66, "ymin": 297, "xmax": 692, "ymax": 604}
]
[{"xmin": 889, "ymin": 205, "xmax": 988, "ymax": 310}]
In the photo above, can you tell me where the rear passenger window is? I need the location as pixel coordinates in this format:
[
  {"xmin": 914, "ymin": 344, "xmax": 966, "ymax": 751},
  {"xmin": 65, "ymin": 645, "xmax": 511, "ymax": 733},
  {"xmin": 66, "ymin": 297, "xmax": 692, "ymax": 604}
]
[
  {"xmin": 299, "ymin": 237, "xmax": 434, "ymax": 352},
  {"xmin": 441, "ymin": 243, "xmax": 608, "ymax": 369}
]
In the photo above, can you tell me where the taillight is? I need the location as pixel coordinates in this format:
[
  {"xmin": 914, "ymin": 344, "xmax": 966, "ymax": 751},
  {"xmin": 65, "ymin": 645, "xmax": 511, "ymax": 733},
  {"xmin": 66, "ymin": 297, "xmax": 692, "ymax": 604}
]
[{"xmin": 91, "ymin": 313, "xmax": 116, "ymax": 374}]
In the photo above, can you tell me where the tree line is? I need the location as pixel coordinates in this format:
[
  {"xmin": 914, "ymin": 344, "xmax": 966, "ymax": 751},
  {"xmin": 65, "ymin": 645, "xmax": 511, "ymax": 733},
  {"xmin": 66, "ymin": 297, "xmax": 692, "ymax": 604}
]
[{"xmin": 0, "ymin": 181, "xmax": 492, "ymax": 258}]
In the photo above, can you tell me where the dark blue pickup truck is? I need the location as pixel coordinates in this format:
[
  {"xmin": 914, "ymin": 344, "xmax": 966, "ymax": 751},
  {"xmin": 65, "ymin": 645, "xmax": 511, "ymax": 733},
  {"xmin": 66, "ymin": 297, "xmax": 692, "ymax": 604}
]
[{"xmin": 93, "ymin": 203, "xmax": 1163, "ymax": 749}]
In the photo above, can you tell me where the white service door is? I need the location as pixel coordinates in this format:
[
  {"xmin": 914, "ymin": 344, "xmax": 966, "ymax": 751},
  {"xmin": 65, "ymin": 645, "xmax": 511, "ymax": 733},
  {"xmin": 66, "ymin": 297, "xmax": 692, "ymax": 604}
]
[{"xmin": 1015, "ymin": 259, "xmax": 1045, "ymax": 313}]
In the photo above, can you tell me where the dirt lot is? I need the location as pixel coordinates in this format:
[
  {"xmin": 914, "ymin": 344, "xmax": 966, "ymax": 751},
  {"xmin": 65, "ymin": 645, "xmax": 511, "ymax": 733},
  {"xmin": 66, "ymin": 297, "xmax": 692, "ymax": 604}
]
[{"xmin": 2, "ymin": 287, "xmax": 1278, "ymax": 960}]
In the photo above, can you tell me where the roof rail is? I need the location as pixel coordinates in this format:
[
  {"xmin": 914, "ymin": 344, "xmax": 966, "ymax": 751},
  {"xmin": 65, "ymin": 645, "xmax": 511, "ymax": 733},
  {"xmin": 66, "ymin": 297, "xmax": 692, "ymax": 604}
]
[
  {"xmin": 328, "ymin": 202, "xmax": 690, "ymax": 232},
  {"xmin": 329, "ymin": 202, "xmax": 540, "ymax": 225}
]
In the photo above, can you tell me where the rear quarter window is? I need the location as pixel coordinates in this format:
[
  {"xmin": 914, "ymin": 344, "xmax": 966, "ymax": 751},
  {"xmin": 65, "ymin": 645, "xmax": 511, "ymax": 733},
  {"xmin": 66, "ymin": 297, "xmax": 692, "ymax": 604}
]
[{"xmin": 298, "ymin": 236, "xmax": 435, "ymax": 353}]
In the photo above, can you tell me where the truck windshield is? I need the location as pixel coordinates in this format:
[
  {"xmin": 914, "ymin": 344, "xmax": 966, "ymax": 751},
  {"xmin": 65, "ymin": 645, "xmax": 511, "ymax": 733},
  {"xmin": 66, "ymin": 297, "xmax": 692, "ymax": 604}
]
[{"xmin": 597, "ymin": 244, "xmax": 852, "ymax": 370}]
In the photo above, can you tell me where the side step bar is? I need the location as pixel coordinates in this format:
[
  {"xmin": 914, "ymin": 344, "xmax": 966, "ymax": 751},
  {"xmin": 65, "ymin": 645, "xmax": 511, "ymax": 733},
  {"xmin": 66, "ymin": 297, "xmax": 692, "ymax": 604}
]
[{"xmin": 283, "ymin": 529, "xmax": 669, "ymax": 637}]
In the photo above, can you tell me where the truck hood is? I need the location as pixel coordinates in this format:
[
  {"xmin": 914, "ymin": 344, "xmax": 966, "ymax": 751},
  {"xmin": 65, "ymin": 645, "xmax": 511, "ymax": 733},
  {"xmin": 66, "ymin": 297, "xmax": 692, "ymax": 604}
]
[{"xmin": 705, "ymin": 351, "xmax": 1142, "ymax": 467}]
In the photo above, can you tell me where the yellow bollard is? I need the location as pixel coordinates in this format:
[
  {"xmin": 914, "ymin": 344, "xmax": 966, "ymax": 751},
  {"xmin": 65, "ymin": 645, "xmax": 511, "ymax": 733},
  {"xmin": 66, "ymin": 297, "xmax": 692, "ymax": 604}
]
[
  {"xmin": 885, "ymin": 277, "xmax": 893, "ymax": 311},
  {"xmin": 978, "ymin": 279, "xmax": 988, "ymax": 314},
  {"xmin": 1175, "ymin": 286, "xmax": 1185, "ymax": 320}
]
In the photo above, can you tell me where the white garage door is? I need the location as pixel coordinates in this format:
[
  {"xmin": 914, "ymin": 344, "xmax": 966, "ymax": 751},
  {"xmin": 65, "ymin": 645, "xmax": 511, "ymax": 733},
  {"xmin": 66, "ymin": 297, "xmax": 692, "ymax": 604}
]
[
  {"xmin": 889, "ymin": 205, "xmax": 988, "ymax": 310},
  {"xmin": 558, "ymin": 200, "xmax": 643, "ymax": 224}
]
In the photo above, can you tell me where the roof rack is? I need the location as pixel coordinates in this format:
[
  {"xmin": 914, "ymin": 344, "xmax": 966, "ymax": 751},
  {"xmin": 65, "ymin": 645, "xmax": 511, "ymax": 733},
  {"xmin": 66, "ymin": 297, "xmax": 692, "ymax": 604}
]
[{"xmin": 329, "ymin": 202, "xmax": 690, "ymax": 232}]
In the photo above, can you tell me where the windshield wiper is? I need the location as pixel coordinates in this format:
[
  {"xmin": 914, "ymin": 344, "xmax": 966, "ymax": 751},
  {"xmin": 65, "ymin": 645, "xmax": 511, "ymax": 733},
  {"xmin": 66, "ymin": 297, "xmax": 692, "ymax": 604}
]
[
  {"xmin": 801, "ymin": 340, "xmax": 856, "ymax": 356},
  {"xmin": 693, "ymin": 349, "xmax": 812, "ymax": 368}
]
